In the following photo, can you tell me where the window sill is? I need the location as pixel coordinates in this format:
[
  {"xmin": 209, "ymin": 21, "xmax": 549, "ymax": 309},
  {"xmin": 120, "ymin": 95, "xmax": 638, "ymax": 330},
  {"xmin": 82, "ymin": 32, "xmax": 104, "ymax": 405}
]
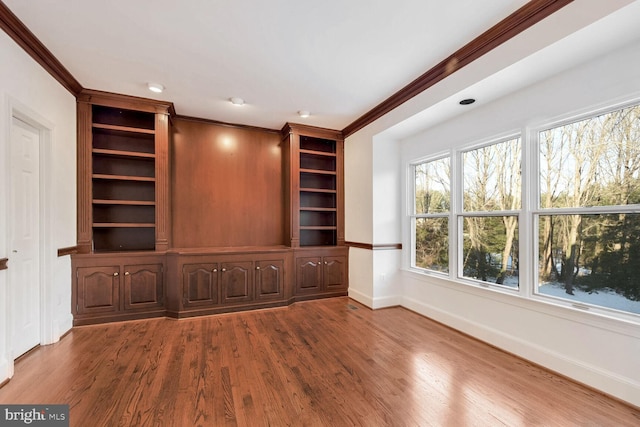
[{"xmin": 402, "ymin": 268, "xmax": 640, "ymax": 338}]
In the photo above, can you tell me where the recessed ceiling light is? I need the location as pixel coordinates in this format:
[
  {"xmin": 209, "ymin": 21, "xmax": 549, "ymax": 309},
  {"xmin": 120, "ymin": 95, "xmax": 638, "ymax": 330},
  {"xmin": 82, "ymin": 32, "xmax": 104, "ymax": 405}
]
[
  {"xmin": 298, "ymin": 110, "xmax": 310, "ymax": 118},
  {"xmin": 147, "ymin": 83, "xmax": 164, "ymax": 93},
  {"xmin": 230, "ymin": 97, "xmax": 245, "ymax": 106},
  {"xmin": 459, "ymin": 98, "xmax": 476, "ymax": 105}
]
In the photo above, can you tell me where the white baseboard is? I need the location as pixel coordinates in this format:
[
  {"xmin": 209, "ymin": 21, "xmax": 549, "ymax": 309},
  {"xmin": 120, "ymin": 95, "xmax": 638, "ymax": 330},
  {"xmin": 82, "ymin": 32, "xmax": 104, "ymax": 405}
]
[
  {"xmin": 348, "ymin": 288, "xmax": 373, "ymax": 308},
  {"xmin": 371, "ymin": 295, "xmax": 402, "ymax": 309},
  {"xmin": 55, "ymin": 314, "xmax": 73, "ymax": 342},
  {"xmin": 401, "ymin": 295, "xmax": 640, "ymax": 408},
  {"xmin": 348, "ymin": 289, "xmax": 403, "ymax": 310},
  {"xmin": 0, "ymin": 356, "xmax": 12, "ymax": 383}
]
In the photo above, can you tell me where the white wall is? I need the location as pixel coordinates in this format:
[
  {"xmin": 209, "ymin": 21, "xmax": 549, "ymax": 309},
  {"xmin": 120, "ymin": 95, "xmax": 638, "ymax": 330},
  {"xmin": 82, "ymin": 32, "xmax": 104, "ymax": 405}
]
[
  {"xmin": 0, "ymin": 29, "xmax": 76, "ymax": 382},
  {"xmin": 345, "ymin": 129, "xmax": 375, "ymax": 304},
  {"xmin": 399, "ymin": 39, "xmax": 640, "ymax": 406},
  {"xmin": 345, "ymin": 120, "xmax": 404, "ymax": 308}
]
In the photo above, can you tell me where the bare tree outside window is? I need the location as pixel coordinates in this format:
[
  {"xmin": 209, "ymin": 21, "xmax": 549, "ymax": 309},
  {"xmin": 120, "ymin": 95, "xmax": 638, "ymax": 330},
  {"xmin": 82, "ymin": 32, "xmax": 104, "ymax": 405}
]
[
  {"xmin": 462, "ymin": 138, "xmax": 521, "ymax": 287},
  {"xmin": 413, "ymin": 157, "xmax": 450, "ymax": 273},
  {"xmin": 538, "ymin": 104, "xmax": 640, "ymax": 312}
]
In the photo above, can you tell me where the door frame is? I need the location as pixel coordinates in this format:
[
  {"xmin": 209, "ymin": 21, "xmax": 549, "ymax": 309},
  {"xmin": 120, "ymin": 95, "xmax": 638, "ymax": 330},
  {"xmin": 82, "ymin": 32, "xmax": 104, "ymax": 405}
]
[{"xmin": 3, "ymin": 98, "xmax": 54, "ymax": 376}]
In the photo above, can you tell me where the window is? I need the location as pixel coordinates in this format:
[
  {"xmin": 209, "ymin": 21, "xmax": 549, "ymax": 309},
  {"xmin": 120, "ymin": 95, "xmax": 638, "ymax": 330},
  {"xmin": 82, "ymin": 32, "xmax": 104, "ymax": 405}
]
[
  {"xmin": 412, "ymin": 157, "xmax": 450, "ymax": 273},
  {"xmin": 536, "ymin": 104, "xmax": 640, "ymax": 314},
  {"xmin": 461, "ymin": 137, "xmax": 521, "ymax": 288},
  {"xmin": 408, "ymin": 100, "xmax": 640, "ymax": 319}
]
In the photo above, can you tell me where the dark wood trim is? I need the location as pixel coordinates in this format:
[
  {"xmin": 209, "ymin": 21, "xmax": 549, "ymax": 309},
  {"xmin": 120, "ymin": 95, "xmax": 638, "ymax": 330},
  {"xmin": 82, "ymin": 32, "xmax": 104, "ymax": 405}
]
[
  {"xmin": 346, "ymin": 241, "xmax": 373, "ymax": 250},
  {"xmin": 342, "ymin": 0, "xmax": 574, "ymax": 137},
  {"xmin": 0, "ymin": 257, "xmax": 7, "ymax": 270},
  {"xmin": 0, "ymin": 1, "xmax": 83, "ymax": 95},
  {"xmin": 78, "ymin": 89, "xmax": 174, "ymax": 115},
  {"xmin": 57, "ymin": 246, "xmax": 79, "ymax": 257},
  {"xmin": 281, "ymin": 122, "xmax": 344, "ymax": 141},
  {"xmin": 175, "ymin": 114, "xmax": 280, "ymax": 135},
  {"xmin": 346, "ymin": 241, "xmax": 402, "ymax": 251}
]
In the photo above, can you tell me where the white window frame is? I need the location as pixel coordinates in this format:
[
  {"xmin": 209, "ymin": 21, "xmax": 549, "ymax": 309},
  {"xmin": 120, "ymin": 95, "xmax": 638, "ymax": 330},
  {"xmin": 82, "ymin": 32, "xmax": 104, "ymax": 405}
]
[
  {"xmin": 409, "ymin": 152, "xmax": 452, "ymax": 277},
  {"xmin": 529, "ymin": 99, "xmax": 640, "ymax": 322},
  {"xmin": 455, "ymin": 134, "xmax": 523, "ymax": 291}
]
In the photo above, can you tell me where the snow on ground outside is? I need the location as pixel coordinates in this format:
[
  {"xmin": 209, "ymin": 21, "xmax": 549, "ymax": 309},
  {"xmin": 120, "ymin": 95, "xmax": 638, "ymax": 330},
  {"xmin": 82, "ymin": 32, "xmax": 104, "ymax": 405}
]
[
  {"xmin": 481, "ymin": 275, "xmax": 640, "ymax": 315},
  {"xmin": 538, "ymin": 281, "xmax": 640, "ymax": 315}
]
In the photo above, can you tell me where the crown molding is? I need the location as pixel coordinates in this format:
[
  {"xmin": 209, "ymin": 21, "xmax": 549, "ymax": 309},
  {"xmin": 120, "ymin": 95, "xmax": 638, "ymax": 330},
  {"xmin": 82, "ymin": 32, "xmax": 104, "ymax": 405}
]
[
  {"xmin": 0, "ymin": 1, "xmax": 83, "ymax": 95},
  {"xmin": 342, "ymin": 0, "xmax": 574, "ymax": 138}
]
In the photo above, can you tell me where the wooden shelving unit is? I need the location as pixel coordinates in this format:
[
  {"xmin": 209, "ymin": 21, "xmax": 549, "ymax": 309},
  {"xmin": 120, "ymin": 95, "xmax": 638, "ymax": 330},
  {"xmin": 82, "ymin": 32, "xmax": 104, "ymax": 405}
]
[
  {"xmin": 282, "ymin": 123, "xmax": 345, "ymax": 248},
  {"xmin": 76, "ymin": 90, "xmax": 171, "ymax": 254},
  {"xmin": 90, "ymin": 104, "xmax": 157, "ymax": 252}
]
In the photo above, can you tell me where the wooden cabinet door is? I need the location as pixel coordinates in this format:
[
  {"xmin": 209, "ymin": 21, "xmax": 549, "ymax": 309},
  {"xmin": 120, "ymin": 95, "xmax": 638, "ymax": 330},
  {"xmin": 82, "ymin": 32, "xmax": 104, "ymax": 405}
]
[
  {"xmin": 255, "ymin": 260, "xmax": 284, "ymax": 300},
  {"xmin": 76, "ymin": 266, "xmax": 119, "ymax": 314},
  {"xmin": 295, "ymin": 257, "xmax": 322, "ymax": 293},
  {"xmin": 323, "ymin": 256, "xmax": 347, "ymax": 291},
  {"xmin": 221, "ymin": 261, "xmax": 253, "ymax": 304},
  {"xmin": 123, "ymin": 263, "xmax": 164, "ymax": 310},
  {"xmin": 183, "ymin": 263, "xmax": 219, "ymax": 307}
]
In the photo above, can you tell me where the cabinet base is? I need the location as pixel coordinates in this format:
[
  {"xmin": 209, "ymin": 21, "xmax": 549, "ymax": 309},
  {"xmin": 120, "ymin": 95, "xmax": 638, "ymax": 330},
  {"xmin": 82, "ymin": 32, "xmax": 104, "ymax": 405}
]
[{"xmin": 73, "ymin": 309, "xmax": 167, "ymax": 326}]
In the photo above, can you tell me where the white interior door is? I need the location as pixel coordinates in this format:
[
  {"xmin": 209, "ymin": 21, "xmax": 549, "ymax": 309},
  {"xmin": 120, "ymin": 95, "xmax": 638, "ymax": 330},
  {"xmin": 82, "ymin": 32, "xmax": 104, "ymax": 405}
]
[{"xmin": 10, "ymin": 116, "xmax": 41, "ymax": 358}]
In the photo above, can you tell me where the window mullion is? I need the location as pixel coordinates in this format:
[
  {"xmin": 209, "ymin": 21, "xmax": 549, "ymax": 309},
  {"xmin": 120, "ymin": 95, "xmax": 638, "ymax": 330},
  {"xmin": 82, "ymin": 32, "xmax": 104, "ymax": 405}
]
[{"xmin": 451, "ymin": 149, "xmax": 461, "ymax": 281}]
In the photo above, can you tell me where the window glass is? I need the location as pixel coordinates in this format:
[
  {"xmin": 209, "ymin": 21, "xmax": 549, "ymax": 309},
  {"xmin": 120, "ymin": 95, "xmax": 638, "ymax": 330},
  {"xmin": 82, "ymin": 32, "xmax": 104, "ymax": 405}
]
[
  {"xmin": 412, "ymin": 157, "xmax": 450, "ymax": 273},
  {"xmin": 538, "ymin": 213, "xmax": 640, "ymax": 314},
  {"xmin": 461, "ymin": 137, "xmax": 521, "ymax": 287},
  {"xmin": 537, "ymin": 103, "xmax": 640, "ymax": 316},
  {"xmin": 463, "ymin": 138, "xmax": 521, "ymax": 212},
  {"xmin": 415, "ymin": 217, "xmax": 449, "ymax": 273},
  {"xmin": 540, "ymin": 105, "xmax": 640, "ymax": 209},
  {"xmin": 415, "ymin": 157, "xmax": 450, "ymax": 214},
  {"xmin": 462, "ymin": 216, "xmax": 519, "ymax": 288}
]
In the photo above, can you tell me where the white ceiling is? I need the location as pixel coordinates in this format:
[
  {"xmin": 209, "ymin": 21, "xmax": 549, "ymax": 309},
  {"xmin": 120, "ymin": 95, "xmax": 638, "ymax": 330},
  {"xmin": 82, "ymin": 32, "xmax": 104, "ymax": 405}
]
[{"xmin": 3, "ymin": 1, "xmax": 639, "ymax": 133}]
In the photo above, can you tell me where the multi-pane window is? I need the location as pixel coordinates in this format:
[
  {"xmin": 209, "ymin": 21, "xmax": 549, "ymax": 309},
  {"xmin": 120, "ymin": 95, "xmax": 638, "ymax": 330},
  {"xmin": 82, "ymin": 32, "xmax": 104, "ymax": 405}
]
[
  {"xmin": 537, "ymin": 104, "xmax": 640, "ymax": 314},
  {"xmin": 410, "ymin": 102, "xmax": 640, "ymax": 318},
  {"xmin": 461, "ymin": 137, "xmax": 521, "ymax": 288},
  {"xmin": 412, "ymin": 157, "xmax": 450, "ymax": 273}
]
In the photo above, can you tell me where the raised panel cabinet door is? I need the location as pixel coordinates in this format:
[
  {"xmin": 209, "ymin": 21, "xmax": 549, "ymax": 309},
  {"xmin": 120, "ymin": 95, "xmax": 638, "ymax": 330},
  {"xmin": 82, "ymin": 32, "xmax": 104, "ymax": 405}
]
[
  {"xmin": 255, "ymin": 260, "xmax": 284, "ymax": 300},
  {"xmin": 76, "ymin": 266, "xmax": 120, "ymax": 314},
  {"xmin": 221, "ymin": 261, "xmax": 253, "ymax": 304},
  {"xmin": 295, "ymin": 257, "xmax": 322, "ymax": 294},
  {"xmin": 323, "ymin": 256, "xmax": 347, "ymax": 291},
  {"xmin": 123, "ymin": 263, "xmax": 164, "ymax": 310},
  {"xmin": 183, "ymin": 263, "xmax": 219, "ymax": 307}
]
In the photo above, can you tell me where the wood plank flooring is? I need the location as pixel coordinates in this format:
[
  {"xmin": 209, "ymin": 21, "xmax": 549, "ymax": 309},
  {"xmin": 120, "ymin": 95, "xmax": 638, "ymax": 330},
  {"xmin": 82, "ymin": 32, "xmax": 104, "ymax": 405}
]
[{"xmin": 1, "ymin": 297, "xmax": 638, "ymax": 426}]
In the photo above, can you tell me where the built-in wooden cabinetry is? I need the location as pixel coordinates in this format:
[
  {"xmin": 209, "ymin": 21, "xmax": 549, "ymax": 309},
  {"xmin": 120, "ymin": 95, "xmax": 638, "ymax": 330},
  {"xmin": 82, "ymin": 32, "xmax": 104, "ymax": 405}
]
[
  {"xmin": 294, "ymin": 246, "xmax": 349, "ymax": 298},
  {"xmin": 72, "ymin": 93, "xmax": 348, "ymax": 325},
  {"xmin": 166, "ymin": 247, "xmax": 293, "ymax": 318},
  {"xmin": 72, "ymin": 252, "xmax": 166, "ymax": 325}
]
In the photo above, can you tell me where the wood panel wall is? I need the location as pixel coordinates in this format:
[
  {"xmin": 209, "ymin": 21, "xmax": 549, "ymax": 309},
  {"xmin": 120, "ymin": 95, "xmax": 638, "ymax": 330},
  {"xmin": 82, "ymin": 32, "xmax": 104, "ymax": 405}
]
[{"xmin": 171, "ymin": 118, "xmax": 284, "ymax": 247}]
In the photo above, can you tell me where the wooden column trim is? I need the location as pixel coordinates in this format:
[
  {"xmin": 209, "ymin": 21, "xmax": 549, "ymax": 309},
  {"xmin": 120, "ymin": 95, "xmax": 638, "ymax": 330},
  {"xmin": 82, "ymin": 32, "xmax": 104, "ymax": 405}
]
[
  {"xmin": 155, "ymin": 112, "xmax": 170, "ymax": 251},
  {"xmin": 342, "ymin": 0, "xmax": 574, "ymax": 137},
  {"xmin": 345, "ymin": 242, "xmax": 402, "ymax": 251},
  {"xmin": 0, "ymin": 258, "xmax": 7, "ymax": 271},
  {"xmin": 76, "ymin": 100, "xmax": 92, "ymax": 254},
  {"xmin": 0, "ymin": 1, "xmax": 82, "ymax": 95}
]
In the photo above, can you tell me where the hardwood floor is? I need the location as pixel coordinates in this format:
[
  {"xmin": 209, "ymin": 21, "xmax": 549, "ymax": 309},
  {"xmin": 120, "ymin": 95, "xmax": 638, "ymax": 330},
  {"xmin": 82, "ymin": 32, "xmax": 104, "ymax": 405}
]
[{"xmin": 1, "ymin": 297, "xmax": 638, "ymax": 426}]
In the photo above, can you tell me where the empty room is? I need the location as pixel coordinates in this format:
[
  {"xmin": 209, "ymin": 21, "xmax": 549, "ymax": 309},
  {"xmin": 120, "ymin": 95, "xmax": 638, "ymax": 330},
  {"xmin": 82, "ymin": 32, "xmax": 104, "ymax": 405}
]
[{"xmin": 1, "ymin": 1, "xmax": 639, "ymax": 425}]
